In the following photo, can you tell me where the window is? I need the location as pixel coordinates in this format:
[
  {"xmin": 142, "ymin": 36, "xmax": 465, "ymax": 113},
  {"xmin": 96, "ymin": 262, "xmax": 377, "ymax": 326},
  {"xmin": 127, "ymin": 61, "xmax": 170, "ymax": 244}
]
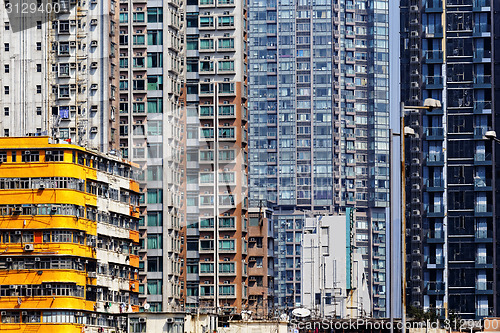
[
  {"xmin": 4, "ymin": 129, "xmax": 9, "ymax": 137},
  {"xmin": 200, "ymin": 16, "xmax": 214, "ymax": 28},
  {"xmin": 146, "ymin": 279, "xmax": 162, "ymax": 295},
  {"xmin": 147, "ymin": 121, "xmax": 163, "ymax": 135},
  {"xmin": 147, "ymin": 212, "xmax": 162, "ymax": 226},
  {"xmin": 4, "ymin": 86, "xmax": 9, "ymax": 95},
  {"xmin": 219, "ymin": 285, "xmax": 235, "ymax": 296},
  {"xmin": 4, "ymin": 108, "xmax": 8, "ymax": 116},
  {"xmin": 219, "ymin": 240, "xmax": 235, "ymax": 251},
  {"xmin": 219, "ymin": 262, "xmax": 235, "ymax": 273},
  {"xmin": 133, "ymin": 12, "xmax": 145, "ymax": 22},
  {"xmin": 218, "ymin": 38, "xmax": 234, "ymax": 49},
  {"xmin": 147, "ymin": 188, "xmax": 163, "ymax": 203},
  {"xmin": 36, "ymin": 107, "xmax": 42, "ymax": 116},
  {"xmin": 147, "ymin": 98, "xmax": 163, "ymax": 113},
  {"xmin": 147, "ymin": 166, "xmax": 163, "ymax": 181},
  {"xmin": 37, "ymin": 21, "xmax": 42, "ymax": 29},
  {"xmin": 218, "ymin": 60, "xmax": 234, "ymax": 71},
  {"xmin": 219, "ymin": 105, "xmax": 234, "ymax": 116},
  {"xmin": 36, "ymin": 85, "xmax": 42, "ymax": 94},
  {"xmin": 4, "ymin": 64, "xmax": 8, "ymax": 73},
  {"xmin": 147, "ymin": 75, "xmax": 163, "ymax": 90},
  {"xmin": 36, "ymin": 64, "xmax": 42, "ymax": 72},
  {"xmin": 199, "ymin": 39, "xmax": 214, "ymax": 50},
  {"xmin": 58, "ymin": 85, "xmax": 69, "ymax": 98},
  {"xmin": 4, "ymin": 22, "xmax": 9, "ymax": 30},
  {"xmin": 219, "ymin": 150, "xmax": 234, "ymax": 161},
  {"xmin": 58, "ymin": 42, "xmax": 69, "ymax": 55},
  {"xmin": 0, "ymin": 151, "xmax": 6, "ymax": 163},
  {"xmin": 59, "ymin": 63, "xmax": 70, "ymax": 76},
  {"xmin": 148, "ymin": 30, "xmax": 163, "ymax": 45},
  {"xmin": 200, "ymin": 263, "xmax": 214, "ymax": 274},
  {"xmin": 36, "ymin": 42, "xmax": 41, "ymax": 50},
  {"xmin": 219, "ymin": 217, "xmax": 235, "ymax": 228},
  {"xmin": 45, "ymin": 150, "xmax": 64, "ymax": 162},
  {"xmin": 218, "ymin": 16, "xmax": 234, "ymax": 27},
  {"xmin": 21, "ymin": 151, "xmax": 40, "ymax": 162},
  {"xmin": 147, "ymin": 52, "xmax": 163, "ymax": 68},
  {"xmin": 119, "ymin": 13, "xmax": 128, "ymax": 23},
  {"xmin": 147, "ymin": 8, "xmax": 163, "ymax": 23},
  {"xmin": 4, "ymin": 43, "xmax": 9, "ymax": 51},
  {"xmin": 147, "ymin": 234, "xmax": 162, "ymax": 249}
]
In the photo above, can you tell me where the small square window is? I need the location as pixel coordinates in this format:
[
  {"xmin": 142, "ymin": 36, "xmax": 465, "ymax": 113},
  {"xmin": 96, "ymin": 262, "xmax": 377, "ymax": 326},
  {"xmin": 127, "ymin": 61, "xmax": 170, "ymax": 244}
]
[
  {"xmin": 4, "ymin": 107, "xmax": 9, "ymax": 116},
  {"xmin": 4, "ymin": 43, "xmax": 9, "ymax": 52},
  {"xmin": 37, "ymin": 21, "xmax": 42, "ymax": 29},
  {"xmin": 36, "ymin": 85, "xmax": 42, "ymax": 94},
  {"xmin": 36, "ymin": 107, "xmax": 42, "ymax": 115},
  {"xmin": 5, "ymin": 22, "xmax": 9, "ymax": 31},
  {"xmin": 4, "ymin": 65, "xmax": 9, "ymax": 73},
  {"xmin": 4, "ymin": 86, "xmax": 9, "ymax": 95},
  {"xmin": 36, "ymin": 42, "xmax": 42, "ymax": 51},
  {"xmin": 36, "ymin": 64, "xmax": 42, "ymax": 72}
]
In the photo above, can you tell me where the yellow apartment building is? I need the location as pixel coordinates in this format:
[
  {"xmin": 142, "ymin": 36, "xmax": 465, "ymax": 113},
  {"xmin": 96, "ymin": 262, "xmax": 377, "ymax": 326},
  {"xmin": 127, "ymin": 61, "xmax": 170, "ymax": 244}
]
[{"xmin": 0, "ymin": 137, "xmax": 140, "ymax": 333}]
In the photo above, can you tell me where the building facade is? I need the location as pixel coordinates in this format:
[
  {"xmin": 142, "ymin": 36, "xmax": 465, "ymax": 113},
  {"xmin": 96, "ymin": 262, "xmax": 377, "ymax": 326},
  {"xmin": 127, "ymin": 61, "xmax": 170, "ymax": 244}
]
[
  {"xmin": 301, "ymin": 214, "xmax": 371, "ymax": 318},
  {"xmin": 0, "ymin": 1, "xmax": 120, "ymax": 150},
  {"xmin": 248, "ymin": 0, "xmax": 391, "ymax": 316},
  {"xmin": 401, "ymin": 0, "xmax": 496, "ymax": 319},
  {"xmin": 1, "ymin": 0, "xmax": 186, "ymax": 314},
  {"xmin": 183, "ymin": 0, "xmax": 250, "ymax": 314},
  {"xmin": 0, "ymin": 137, "xmax": 140, "ymax": 333},
  {"xmin": 247, "ymin": 206, "xmax": 275, "ymax": 318},
  {"xmin": 117, "ymin": 0, "xmax": 185, "ymax": 313}
]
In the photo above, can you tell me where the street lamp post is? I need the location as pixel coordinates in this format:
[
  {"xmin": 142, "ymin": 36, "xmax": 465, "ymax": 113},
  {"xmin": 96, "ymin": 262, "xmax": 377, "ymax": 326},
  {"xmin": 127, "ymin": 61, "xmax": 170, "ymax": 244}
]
[{"xmin": 400, "ymin": 98, "xmax": 441, "ymax": 332}]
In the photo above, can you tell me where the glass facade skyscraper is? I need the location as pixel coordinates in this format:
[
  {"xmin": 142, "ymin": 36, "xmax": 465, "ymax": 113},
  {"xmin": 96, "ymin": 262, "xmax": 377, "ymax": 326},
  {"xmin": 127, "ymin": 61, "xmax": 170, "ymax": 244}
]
[{"xmin": 249, "ymin": 0, "xmax": 391, "ymax": 317}]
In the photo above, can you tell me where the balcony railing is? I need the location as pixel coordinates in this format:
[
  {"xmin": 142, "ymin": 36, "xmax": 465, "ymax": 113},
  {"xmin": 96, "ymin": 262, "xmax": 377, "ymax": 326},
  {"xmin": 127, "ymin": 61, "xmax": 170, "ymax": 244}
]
[
  {"xmin": 474, "ymin": 75, "xmax": 491, "ymax": 84},
  {"xmin": 425, "ymin": 127, "xmax": 444, "ymax": 137},
  {"xmin": 474, "ymin": 152, "xmax": 491, "ymax": 162},
  {"xmin": 424, "ymin": 50, "xmax": 443, "ymax": 61},
  {"xmin": 474, "ymin": 0, "xmax": 490, "ymax": 6},
  {"xmin": 425, "ymin": 0, "xmax": 442, "ymax": 9},
  {"xmin": 476, "ymin": 307, "xmax": 494, "ymax": 317},
  {"xmin": 475, "ymin": 229, "xmax": 492, "ymax": 238},
  {"xmin": 426, "ymin": 153, "xmax": 444, "ymax": 163},
  {"xmin": 425, "ymin": 281, "xmax": 445, "ymax": 291},
  {"xmin": 475, "ymin": 255, "xmax": 492, "ymax": 265},
  {"xmin": 473, "ymin": 49, "xmax": 491, "ymax": 59},
  {"xmin": 426, "ymin": 256, "xmax": 444, "ymax": 265},
  {"xmin": 426, "ymin": 205, "xmax": 443, "ymax": 214},
  {"xmin": 474, "ymin": 177, "xmax": 491, "ymax": 188},
  {"xmin": 426, "ymin": 178, "xmax": 444, "ymax": 187},
  {"xmin": 476, "ymin": 281, "xmax": 493, "ymax": 290},
  {"xmin": 475, "ymin": 203, "xmax": 492, "ymax": 214},
  {"xmin": 425, "ymin": 76, "xmax": 443, "ymax": 85},
  {"xmin": 427, "ymin": 229, "xmax": 444, "ymax": 239}
]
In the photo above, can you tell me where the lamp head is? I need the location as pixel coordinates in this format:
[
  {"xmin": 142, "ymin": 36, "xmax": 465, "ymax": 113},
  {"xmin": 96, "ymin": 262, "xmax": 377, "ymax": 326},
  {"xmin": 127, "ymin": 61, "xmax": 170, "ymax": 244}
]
[{"xmin": 484, "ymin": 130, "xmax": 497, "ymax": 140}]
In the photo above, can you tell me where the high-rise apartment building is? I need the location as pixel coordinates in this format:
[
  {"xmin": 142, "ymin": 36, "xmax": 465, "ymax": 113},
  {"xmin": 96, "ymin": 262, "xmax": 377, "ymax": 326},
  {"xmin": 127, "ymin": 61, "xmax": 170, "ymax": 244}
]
[
  {"xmin": 248, "ymin": 0, "xmax": 391, "ymax": 316},
  {"xmin": 0, "ymin": 136, "xmax": 140, "ymax": 332},
  {"xmin": 0, "ymin": 0, "xmax": 186, "ymax": 314},
  {"xmin": 117, "ymin": 0, "xmax": 185, "ymax": 312},
  {"xmin": 401, "ymin": 0, "xmax": 496, "ymax": 319},
  {"xmin": 183, "ymin": 0, "xmax": 249, "ymax": 314},
  {"xmin": 0, "ymin": 1, "xmax": 120, "ymax": 151}
]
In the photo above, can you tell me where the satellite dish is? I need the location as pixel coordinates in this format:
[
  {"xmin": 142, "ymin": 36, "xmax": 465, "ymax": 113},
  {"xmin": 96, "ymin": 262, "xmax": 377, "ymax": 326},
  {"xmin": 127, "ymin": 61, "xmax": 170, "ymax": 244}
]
[
  {"xmin": 292, "ymin": 308, "xmax": 311, "ymax": 318},
  {"xmin": 144, "ymin": 303, "xmax": 150, "ymax": 310}
]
